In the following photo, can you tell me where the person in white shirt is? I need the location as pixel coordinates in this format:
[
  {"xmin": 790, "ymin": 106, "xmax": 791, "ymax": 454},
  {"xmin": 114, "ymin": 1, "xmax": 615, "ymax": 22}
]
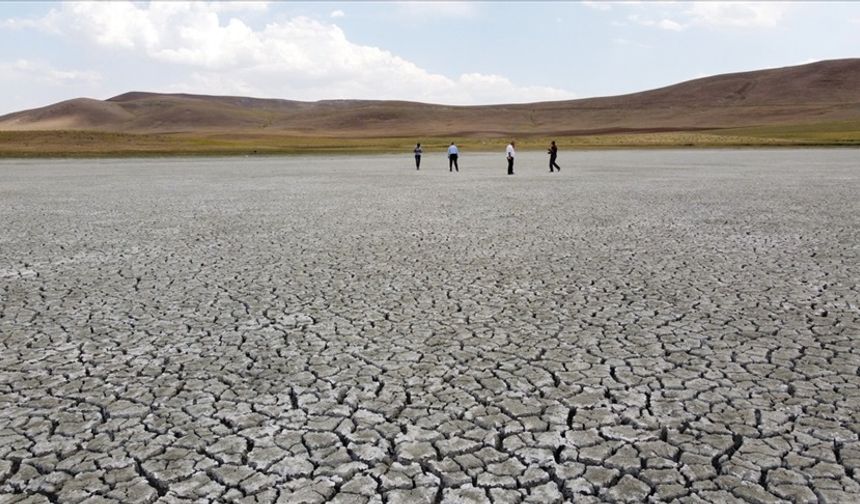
[
  {"xmin": 506, "ymin": 141, "xmax": 516, "ymax": 175},
  {"xmin": 447, "ymin": 142, "xmax": 459, "ymax": 172}
]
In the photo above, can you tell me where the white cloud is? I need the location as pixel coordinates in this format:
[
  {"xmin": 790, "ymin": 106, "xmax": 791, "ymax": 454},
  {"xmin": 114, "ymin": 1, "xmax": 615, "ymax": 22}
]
[
  {"xmin": 65, "ymin": 2, "xmax": 162, "ymax": 49},
  {"xmin": 628, "ymin": 14, "xmax": 688, "ymax": 31},
  {"xmin": 0, "ymin": 59, "xmax": 101, "ymax": 85},
  {"xmin": 657, "ymin": 19, "xmax": 684, "ymax": 31},
  {"xmin": 330, "ymin": 10, "xmax": 345, "ymax": 19},
  {"xmin": 627, "ymin": 2, "xmax": 788, "ymax": 31},
  {"xmin": 449, "ymin": 74, "xmax": 576, "ymax": 104},
  {"xmin": 0, "ymin": 18, "xmax": 42, "ymax": 29},
  {"xmin": 0, "ymin": 9, "xmax": 62, "ymax": 32},
  {"xmin": 5, "ymin": 1, "xmax": 574, "ymax": 105},
  {"xmin": 687, "ymin": 2, "xmax": 785, "ymax": 28},
  {"xmin": 582, "ymin": 1, "xmax": 612, "ymax": 11}
]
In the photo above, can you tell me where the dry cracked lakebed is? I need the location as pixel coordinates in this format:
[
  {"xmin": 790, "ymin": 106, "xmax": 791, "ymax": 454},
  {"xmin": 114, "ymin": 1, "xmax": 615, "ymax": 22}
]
[{"xmin": 1, "ymin": 150, "xmax": 858, "ymax": 503}]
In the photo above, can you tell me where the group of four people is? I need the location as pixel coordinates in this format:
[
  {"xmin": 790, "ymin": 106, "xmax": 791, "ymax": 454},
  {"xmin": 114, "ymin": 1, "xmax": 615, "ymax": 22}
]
[{"xmin": 413, "ymin": 141, "xmax": 562, "ymax": 174}]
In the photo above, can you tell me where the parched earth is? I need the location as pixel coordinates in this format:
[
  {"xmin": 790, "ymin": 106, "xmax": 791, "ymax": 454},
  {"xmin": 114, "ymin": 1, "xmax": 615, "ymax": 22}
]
[{"xmin": 1, "ymin": 150, "xmax": 858, "ymax": 503}]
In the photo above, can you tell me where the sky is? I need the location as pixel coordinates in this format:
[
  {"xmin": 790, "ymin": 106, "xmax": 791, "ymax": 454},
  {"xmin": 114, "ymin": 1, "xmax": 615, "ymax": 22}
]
[{"xmin": 0, "ymin": 1, "xmax": 859, "ymax": 115}]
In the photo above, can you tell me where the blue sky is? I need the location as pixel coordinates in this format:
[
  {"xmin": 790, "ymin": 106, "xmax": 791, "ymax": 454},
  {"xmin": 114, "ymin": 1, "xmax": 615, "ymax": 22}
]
[{"xmin": 1, "ymin": 1, "xmax": 859, "ymax": 115}]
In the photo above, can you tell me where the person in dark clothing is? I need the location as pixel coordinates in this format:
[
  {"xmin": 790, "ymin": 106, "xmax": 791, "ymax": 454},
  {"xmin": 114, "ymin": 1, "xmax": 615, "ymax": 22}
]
[
  {"xmin": 413, "ymin": 143, "xmax": 423, "ymax": 170},
  {"xmin": 548, "ymin": 140, "xmax": 561, "ymax": 172},
  {"xmin": 447, "ymin": 142, "xmax": 459, "ymax": 172}
]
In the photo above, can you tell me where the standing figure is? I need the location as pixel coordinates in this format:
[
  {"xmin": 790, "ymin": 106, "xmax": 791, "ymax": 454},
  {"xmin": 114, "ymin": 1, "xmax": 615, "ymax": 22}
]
[
  {"xmin": 548, "ymin": 140, "xmax": 561, "ymax": 172},
  {"xmin": 414, "ymin": 143, "xmax": 423, "ymax": 170},
  {"xmin": 448, "ymin": 142, "xmax": 460, "ymax": 172},
  {"xmin": 506, "ymin": 141, "xmax": 516, "ymax": 175}
]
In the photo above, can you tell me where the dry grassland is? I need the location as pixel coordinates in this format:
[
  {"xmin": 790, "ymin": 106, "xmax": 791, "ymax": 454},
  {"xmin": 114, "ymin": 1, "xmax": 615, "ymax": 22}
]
[{"xmin": 1, "ymin": 122, "xmax": 859, "ymax": 158}]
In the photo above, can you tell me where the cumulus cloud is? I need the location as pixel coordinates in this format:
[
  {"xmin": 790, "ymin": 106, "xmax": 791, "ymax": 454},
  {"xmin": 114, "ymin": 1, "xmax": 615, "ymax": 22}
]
[
  {"xmin": 5, "ymin": 1, "xmax": 574, "ymax": 105},
  {"xmin": 330, "ymin": 10, "xmax": 345, "ymax": 19}
]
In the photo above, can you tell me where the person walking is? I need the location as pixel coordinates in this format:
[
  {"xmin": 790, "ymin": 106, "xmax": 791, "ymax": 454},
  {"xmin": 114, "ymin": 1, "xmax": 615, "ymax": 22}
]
[
  {"xmin": 506, "ymin": 141, "xmax": 516, "ymax": 175},
  {"xmin": 413, "ymin": 142, "xmax": 423, "ymax": 170},
  {"xmin": 548, "ymin": 140, "xmax": 561, "ymax": 172},
  {"xmin": 447, "ymin": 142, "xmax": 459, "ymax": 172}
]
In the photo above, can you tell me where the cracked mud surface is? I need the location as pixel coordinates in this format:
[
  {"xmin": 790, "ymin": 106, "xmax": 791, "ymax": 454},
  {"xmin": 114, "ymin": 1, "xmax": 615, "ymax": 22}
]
[{"xmin": 1, "ymin": 150, "xmax": 858, "ymax": 503}]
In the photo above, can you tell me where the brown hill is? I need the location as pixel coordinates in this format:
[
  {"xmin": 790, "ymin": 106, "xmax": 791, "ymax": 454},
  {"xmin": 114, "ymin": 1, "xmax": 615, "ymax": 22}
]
[
  {"xmin": 0, "ymin": 98, "xmax": 134, "ymax": 130},
  {"xmin": 2, "ymin": 59, "xmax": 860, "ymax": 137}
]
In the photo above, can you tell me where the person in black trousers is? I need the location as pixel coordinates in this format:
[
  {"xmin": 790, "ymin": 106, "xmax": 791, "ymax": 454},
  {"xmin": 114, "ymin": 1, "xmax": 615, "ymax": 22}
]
[
  {"xmin": 548, "ymin": 140, "xmax": 561, "ymax": 172},
  {"xmin": 448, "ymin": 142, "xmax": 459, "ymax": 172},
  {"xmin": 413, "ymin": 143, "xmax": 423, "ymax": 170}
]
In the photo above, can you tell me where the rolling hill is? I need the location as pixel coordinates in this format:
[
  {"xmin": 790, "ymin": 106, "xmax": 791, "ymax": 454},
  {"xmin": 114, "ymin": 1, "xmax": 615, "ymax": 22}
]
[{"xmin": 1, "ymin": 59, "xmax": 860, "ymax": 154}]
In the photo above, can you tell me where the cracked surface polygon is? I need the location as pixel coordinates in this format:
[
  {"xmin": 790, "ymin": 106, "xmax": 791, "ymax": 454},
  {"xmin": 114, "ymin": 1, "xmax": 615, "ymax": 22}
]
[{"xmin": 1, "ymin": 150, "xmax": 858, "ymax": 503}]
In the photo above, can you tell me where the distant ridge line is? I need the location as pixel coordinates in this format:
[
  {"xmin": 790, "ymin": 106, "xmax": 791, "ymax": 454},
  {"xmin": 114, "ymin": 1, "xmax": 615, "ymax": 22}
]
[{"xmin": 2, "ymin": 58, "xmax": 859, "ymax": 137}]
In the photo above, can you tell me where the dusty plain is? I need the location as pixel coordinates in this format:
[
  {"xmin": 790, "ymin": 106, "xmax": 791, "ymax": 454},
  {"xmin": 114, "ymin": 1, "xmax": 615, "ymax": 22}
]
[{"xmin": 1, "ymin": 150, "xmax": 859, "ymax": 503}]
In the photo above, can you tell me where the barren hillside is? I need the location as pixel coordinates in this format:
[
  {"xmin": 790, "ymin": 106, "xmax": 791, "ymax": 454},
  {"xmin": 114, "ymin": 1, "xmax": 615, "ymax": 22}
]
[{"xmin": 2, "ymin": 59, "xmax": 859, "ymax": 137}]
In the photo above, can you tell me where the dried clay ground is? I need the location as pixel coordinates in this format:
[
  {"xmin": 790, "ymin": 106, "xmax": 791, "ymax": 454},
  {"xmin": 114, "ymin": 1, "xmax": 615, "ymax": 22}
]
[{"xmin": 1, "ymin": 150, "xmax": 858, "ymax": 503}]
